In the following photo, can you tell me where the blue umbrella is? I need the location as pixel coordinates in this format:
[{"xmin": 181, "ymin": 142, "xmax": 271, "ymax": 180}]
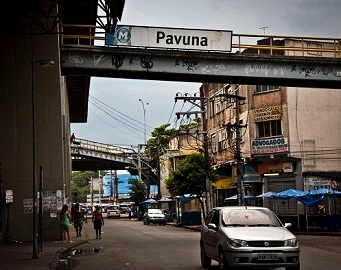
[
  {"xmin": 309, "ymin": 188, "xmax": 341, "ymax": 196},
  {"xmin": 273, "ymin": 189, "xmax": 308, "ymax": 200},
  {"xmin": 140, "ymin": 198, "xmax": 158, "ymax": 205},
  {"xmin": 256, "ymin": 191, "xmax": 277, "ymax": 198},
  {"xmin": 224, "ymin": 195, "xmax": 255, "ymax": 201}
]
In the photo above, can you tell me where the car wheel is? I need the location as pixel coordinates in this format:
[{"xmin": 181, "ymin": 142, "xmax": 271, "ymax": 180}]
[
  {"xmin": 218, "ymin": 251, "xmax": 230, "ymax": 270},
  {"xmin": 286, "ymin": 261, "xmax": 300, "ymax": 270},
  {"xmin": 200, "ymin": 244, "xmax": 211, "ymax": 268}
]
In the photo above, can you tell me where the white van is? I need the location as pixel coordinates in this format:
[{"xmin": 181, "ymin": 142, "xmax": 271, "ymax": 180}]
[{"xmin": 107, "ymin": 205, "xmax": 121, "ymax": 219}]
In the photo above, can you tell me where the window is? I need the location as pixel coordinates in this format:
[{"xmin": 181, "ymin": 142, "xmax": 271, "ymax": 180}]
[
  {"xmin": 211, "ymin": 134, "xmax": 217, "ymax": 153},
  {"xmin": 217, "ymin": 129, "xmax": 227, "ymax": 151},
  {"xmin": 255, "ymin": 85, "xmax": 279, "ymax": 93},
  {"xmin": 256, "ymin": 120, "xmax": 282, "ymax": 138},
  {"xmin": 209, "ymin": 98, "xmax": 215, "ymax": 117}
]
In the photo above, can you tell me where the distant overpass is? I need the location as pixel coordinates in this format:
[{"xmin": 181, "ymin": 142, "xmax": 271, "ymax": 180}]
[{"xmin": 71, "ymin": 138, "xmax": 139, "ymax": 172}]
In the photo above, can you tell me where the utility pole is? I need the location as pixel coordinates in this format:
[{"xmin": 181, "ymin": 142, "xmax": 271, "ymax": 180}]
[
  {"xmin": 219, "ymin": 86, "xmax": 247, "ymax": 206},
  {"xmin": 157, "ymin": 136, "xmax": 161, "ymax": 200},
  {"xmin": 90, "ymin": 176, "xmax": 93, "ymax": 206},
  {"xmin": 138, "ymin": 144, "xmax": 142, "ymax": 183},
  {"xmin": 98, "ymin": 170, "xmax": 101, "ymax": 204},
  {"xmin": 114, "ymin": 170, "xmax": 118, "ymax": 204},
  {"xmin": 200, "ymin": 87, "xmax": 213, "ymax": 212},
  {"xmin": 175, "ymin": 92, "xmax": 212, "ymax": 214}
]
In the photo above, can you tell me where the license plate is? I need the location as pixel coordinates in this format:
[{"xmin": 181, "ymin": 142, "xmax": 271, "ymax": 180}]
[{"xmin": 258, "ymin": 254, "xmax": 278, "ymax": 260}]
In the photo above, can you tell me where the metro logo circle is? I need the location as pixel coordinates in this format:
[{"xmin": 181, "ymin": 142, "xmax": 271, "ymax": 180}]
[{"xmin": 115, "ymin": 27, "xmax": 131, "ymax": 43}]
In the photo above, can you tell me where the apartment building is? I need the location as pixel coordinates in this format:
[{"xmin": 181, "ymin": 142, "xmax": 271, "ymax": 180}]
[{"xmin": 202, "ymin": 38, "xmax": 341, "ymax": 215}]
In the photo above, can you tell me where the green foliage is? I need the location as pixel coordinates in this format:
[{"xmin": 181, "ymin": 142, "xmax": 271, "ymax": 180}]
[
  {"xmin": 71, "ymin": 171, "xmax": 98, "ymax": 203},
  {"xmin": 145, "ymin": 124, "xmax": 176, "ymax": 167},
  {"xmin": 165, "ymin": 153, "xmax": 218, "ymax": 197},
  {"xmin": 178, "ymin": 117, "xmax": 201, "ymax": 131},
  {"xmin": 72, "ymin": 171, "xmax": 98, "ymax": 187},
  {"xmin": 128, "ymin": 178, "xmax": 147, "ymax": 205},
  {"xmin": 144, "ymin": 122, "xmax": 201, "ymax": 172}
]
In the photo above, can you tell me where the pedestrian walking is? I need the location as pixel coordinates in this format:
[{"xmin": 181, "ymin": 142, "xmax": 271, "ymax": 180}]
[
  {"xmin": 92, "ymin": 206, "xmax": 104, "ymax": 239},
  {"xmin": 59, "ymin": 204, "xmax": 73, "ymax": 243},
  {"xmin": 72, "ymin": 203, "xmax": 85, "ymax": 237}
]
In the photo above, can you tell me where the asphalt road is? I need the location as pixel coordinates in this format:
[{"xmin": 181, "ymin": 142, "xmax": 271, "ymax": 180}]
[{"xmin": 57, "ymin": 218, "xmax": 341, "ymax": 270}]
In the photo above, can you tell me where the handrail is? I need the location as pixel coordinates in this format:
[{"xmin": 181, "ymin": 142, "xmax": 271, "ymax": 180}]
[
  {"xmin": 72, "ymin": 138, "xmax": 136, "ymax": 156},
  {"xmin": 60, "ymin": 24, "xmax": 341, "ymax": 58}
]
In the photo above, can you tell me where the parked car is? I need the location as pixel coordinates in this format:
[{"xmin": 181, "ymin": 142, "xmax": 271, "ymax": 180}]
[
  {"xmin": 143, "ymin": 208, "xmax": 166, "ymax": 225},
  {"xmin": 200, "ymin": 206, "xmax": 300, "ymax": 270},
  {"xmin": 119, "ymin": 202, "xmax": 135, "ymax": 214},
  {"xmin": 107, "ymin": 205, "xmax": 121, "ymax": 219}
]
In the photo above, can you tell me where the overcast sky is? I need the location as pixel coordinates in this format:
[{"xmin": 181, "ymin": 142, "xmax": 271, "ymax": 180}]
[{"xmin": 71, "ymin": 0, "xmax": 341, "ymax": 149}]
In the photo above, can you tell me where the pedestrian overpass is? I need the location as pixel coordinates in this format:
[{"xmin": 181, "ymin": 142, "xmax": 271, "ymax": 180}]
[
  {"xmin": 71, "ymin": 138, "xmax": 151, "ymax": 179},
  {"xmin": 60, "ymin": 28, "xmax": 341, "ymax": 90}
]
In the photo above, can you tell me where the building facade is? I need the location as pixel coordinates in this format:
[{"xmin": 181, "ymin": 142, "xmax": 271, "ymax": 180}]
[
  {"xmin": 0, "ymin": 22, "xmax": 72, "ymax": 241},
  {"xmin": 203, "ymin": 38, "xmax": 341, "ymax": 216}
]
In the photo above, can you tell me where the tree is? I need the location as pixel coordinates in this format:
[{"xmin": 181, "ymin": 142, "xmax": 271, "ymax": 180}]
[
  {"xmin": 143, "ymin": 122, "xmax": 201, "ymax": 188},
  {"xmin": 71, "ymin": 171, "xmax": 98, "ymax": 203},
  {"xmin": 128, "ymin": 178, "xmax": 147, "ymax": 205},
  {"xmin": 145, "ymin": 124, "xmax": 175, "ymax": 169},
  {"xmin": 165, "ymin": 153, "xmax": 217, "ymax": 218}
]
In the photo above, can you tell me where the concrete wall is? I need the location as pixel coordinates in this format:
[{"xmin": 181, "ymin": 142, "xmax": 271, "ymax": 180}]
[
  {"xmin": 287, "ymin": 87, "xmax": 341, "ymax": 173},
  {"xmin": 0, "ymin": 23, "xmax": 71, "ymax": 241}
]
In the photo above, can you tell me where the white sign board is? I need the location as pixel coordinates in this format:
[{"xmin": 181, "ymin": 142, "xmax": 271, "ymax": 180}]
[
  {"xmin": 303, "ymin": 177, "xmax": 331, "ymax": 191},
  {"xmin": 106, "ymin": 25, "xmax": 233, "ymax": 52},
  {"xmin": 251, "ymin": 138, "xmax": 288, "ymax": 154}
]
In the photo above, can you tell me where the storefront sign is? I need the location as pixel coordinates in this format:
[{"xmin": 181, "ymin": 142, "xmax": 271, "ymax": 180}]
[
  {"xmin": 213, "ymin": 177, "xmax": 233, "ymax": 189},
  {"xmin": 303, "ymin": 177, "xmax": 331, "ymax": 191},
  {"xmin": 106, "ymin": 25, "xmax": 233, "ymax": 52},
  {"xmin": 253, "ymin": 106, "xmax": 282, "ymax": 122},
  {"xmin": 251, "ymin": 137, "xmax": 288, "ymax": 154},
  {"xmin": 258, "ymin": 163, "xmax": 292, "ymax": 175}
]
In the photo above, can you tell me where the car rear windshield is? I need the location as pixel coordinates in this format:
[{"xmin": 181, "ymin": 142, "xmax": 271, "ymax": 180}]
[
  {"xmin": 148, "ymin": 209, "xmax": 162, "ymax": 214},
  {"xmin": 107, "ymin": 206, "xmax": 119, "ymax": 210},
  {"xmin": 222, "ymin": 209, "xmax": 281, "ymax": 227}
]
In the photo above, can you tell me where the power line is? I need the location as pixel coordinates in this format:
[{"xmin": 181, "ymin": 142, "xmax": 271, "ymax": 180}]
[
  {"xmin": 89, "ymin": 101, "xmax": 145, "ymax": 138},
  {"xmin": 89, "ymin": 108, "xmax": 142, "ymax": 140},
  {"xmin": 90, "ymin": 95, "xmax": 154, "ymax": 132}
]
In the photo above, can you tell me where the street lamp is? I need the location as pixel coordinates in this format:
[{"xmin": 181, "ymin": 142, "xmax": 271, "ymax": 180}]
[
  {"xmin": 138, "ymin": 98, "xmax": 149, "ymax": 145},
  {"xmin": 31, "ymin": 59, "xmax": 54, "ymax": 259}
]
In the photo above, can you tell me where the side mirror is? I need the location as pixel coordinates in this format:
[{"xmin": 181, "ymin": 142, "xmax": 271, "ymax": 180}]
[{"xmin": 284, "ymin": 223, "xmax": 292, "ymax": 228}]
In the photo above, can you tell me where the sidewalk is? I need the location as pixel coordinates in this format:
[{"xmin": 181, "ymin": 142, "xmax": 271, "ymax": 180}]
[{"xmin": 0, "ymin": 221, "xmax": 92, "ymax": 270}]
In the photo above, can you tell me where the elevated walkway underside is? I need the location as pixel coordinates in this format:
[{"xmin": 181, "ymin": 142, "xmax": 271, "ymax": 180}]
[{"xmin": 61, "ymin": 45, "xmax": 341, "ymax": 88}]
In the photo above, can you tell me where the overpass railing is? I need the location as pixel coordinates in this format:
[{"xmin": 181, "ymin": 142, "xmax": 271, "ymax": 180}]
[
  {"xmin": 60, "ymin": 24, "xmax": 341, "ymax": 58},
  {"xmin": 72, "ymin": 138, "xmax": 136, "ymax": 156}
]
